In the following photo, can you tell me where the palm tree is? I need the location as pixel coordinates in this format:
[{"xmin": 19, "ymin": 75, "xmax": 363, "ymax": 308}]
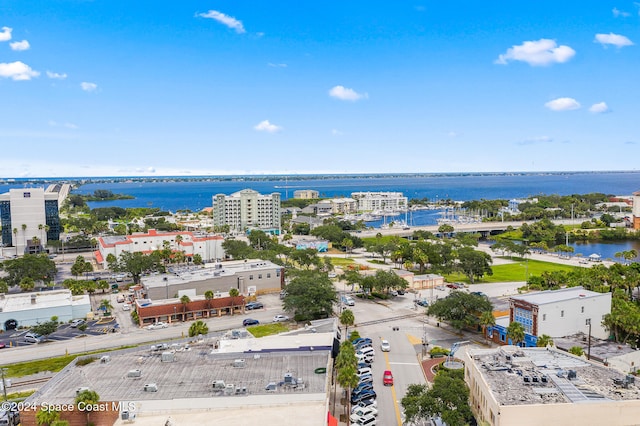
[
  {"xmin": 479, "ymin": 311, "xmax": 496, "ymax": 343},
  {"xmin": 204, "ymin": 290, "xmax": 214, "ymax": 317},
  {"xmin": 180, "ymin": 294, "xmax": 191, "ymax": 321},
  {"xmin": 188, "ymin": 320, "xmax": 209, "ymax": 337},
  {"xmin": 536, "ymin": 334, "xmax": 554, "ymax": 347},
  {"xmin": 229, "ymin": 288, "xmax": 239, "ymax": 315},
  {"xmin": 38, "ymin": 223, "xmax": 44, "ymax": 244},
  {"xmin": 13, "ymin": 227, "xmax": 18, "ymax": 256},
  {"xmin": 99, "ymin": 299, "xmax": 114, "ymax": 315},
  {"xmin": 21, "ymin": 223, "xmax": 27, "ymax": 249},
  {"xmin": 75, "ymin": 389, "xmax": 100, "ymax": 425},
  {"xmin": 339, "ymin": 309, "xmax": 355, "ymax": 339},
  {"xmin": 506, "ymin": 321, "xmax": 525, "ymax": 347}
]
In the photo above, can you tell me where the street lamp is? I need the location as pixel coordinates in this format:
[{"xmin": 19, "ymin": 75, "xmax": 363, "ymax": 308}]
[{"xmin": 586, "ymin": 318, "xmax": 592, "ymax": 360}]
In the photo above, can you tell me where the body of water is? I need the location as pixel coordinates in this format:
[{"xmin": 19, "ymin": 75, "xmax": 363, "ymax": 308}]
[{"xmin": 570, "ymin": 240, "xmax": 640, "ymax": 262}]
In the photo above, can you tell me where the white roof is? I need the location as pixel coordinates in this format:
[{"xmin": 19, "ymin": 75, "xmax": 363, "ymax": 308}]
[
  {"xmin": 511, "ymin": 286, "xmax": 603, "ymax": 306},
  {"xmin": 0, "ymin": 290, "xmax": 89, "ymax": 312}
]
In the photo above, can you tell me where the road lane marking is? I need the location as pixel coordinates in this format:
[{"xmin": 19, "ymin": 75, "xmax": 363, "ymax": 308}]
[
  {"xmin": 406, "ymin": 333, "xmax": 422, "ymax": 345},
  {"xmin": 389, "ymin": 362, "xmax": 420, "ymax": 366},
  {"xmin": 383, "ymin": 349, "xmax": 403, "ymax": 426}
]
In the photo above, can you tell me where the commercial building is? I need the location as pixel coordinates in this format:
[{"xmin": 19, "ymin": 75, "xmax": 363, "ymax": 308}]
[
  {"xmin": 140, "ymin": 259, "xmax": 284, "ymax": 300},
  {"xmin": 633, "ymin": 190, "xmax": 640, "ymax": 230},
  {"xmin": 133, "ymin": 293, "xmax": 245, "ymax": 326},
  {"xmin": 393, "ymin": 270, "xmax": 444, "ymax": 291},
  {"xmin": 460, "ymin": 345, "xmax": 640, "ymax": 426},
  {"xmin": 212, "ymin": 189, "xmax": 281, "ymax": 234},
  {"xmin": 350, "ymin": 191, "xmax": 408, "ymax": 213},
  {"xmin": 0, "ymin": 290, "xmax": 90, "ymax": 331},
  {"xmin": 95, "ymin": 229, "xmax": 224, "ymax": 268},
  {"xmin": 293, "ymin": 189, "xmax": 319, "ymax": 199},
  {"xmin": 0, "ymin": 187, "xmax": 62, "ymax": 255},
  {"xmin": 488, "ymin": 287, "xmax": 611, "ymax": 347},
  {"xmin": 19, "ymin": 323, "xmax": 336, "ymax": 426}
]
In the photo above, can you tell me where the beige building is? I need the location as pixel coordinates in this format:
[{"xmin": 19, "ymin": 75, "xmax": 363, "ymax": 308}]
[
  {"xmin": 351, "ymin": 191, "xmax": 408, "ymax": 213},
  {"xmin": 633, "ymin": 190, "xmax": 640, "ymax": 230},
  {"xmin": 212, "ymin": 189, "xmax": 281, "ymax": 234},
  {"xmin": 293, "ymin": 189, "xmax": 319, "ymax": 199},
  {"xmin": 460, "ymin": 345, "xmax": 640, "ymax": 426}
]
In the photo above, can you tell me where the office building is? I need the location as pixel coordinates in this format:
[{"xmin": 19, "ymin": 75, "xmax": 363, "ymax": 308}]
[
  {"xmin": 0, "ymin": 187, "xmax": 61, "ymax": 255},
  {"xmin": 0, "ymin": 290, "xmax": 90, "ymax": 331},
  {"xmin": 212, "ymin": 189, "xmax": 281, "ymax": 234},
  {"xmin": 293, "ymin": 189, "xmax": 319, "ymax": 199},
  {"xmin": 350, "ymin": 191, "xmax": 408, "ymax": 213}
]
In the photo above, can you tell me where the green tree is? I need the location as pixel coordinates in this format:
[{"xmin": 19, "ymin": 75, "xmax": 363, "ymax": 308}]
[
  {"xmin": 0, "ymin": 279, "xmax": 8, "ymax": 294},
  {"xmin": 335, "ymin": 340, "xmax": 359, "ymax": 413},
  {"xmin": 19, "ymin": 276, "xmax": 36, "ymax": 291},
  {"xmin": 71, "ymin": 255, "xmax": 93, "ymax": 280},
  {"xmin": 569, "ymin": 346, "xmax": 585, "ymax": 357},
  {"xmin": 36, "ymin": 406, "xmax": 60, "ymax": 426},
  {"xmin": 479, "ymin": 311, "xmax": 496, "ymax": 342},
  {"xmin": 457, "ymin": 247, "xmax": 493, "ymax": 284},
  {"xmin": 189, "ymin": 320, "xmax": 209, "ymax": 337},
  {"xmin": 536, "ymin": 334, "xmax": 554, "ymax": 347},
  {"xmin": 283, "ymin": 270, "xmax": 337, "ymax": 321},
  {"xmin": 339, "ymin": 309, "xmax": 355, "ymax": 338},
  {"xmin": 205, "ymin": 290, "xmax": 214, "ymax": 313},
  {"xmin": 50, "ymin": 421, "xmax": 70, "ymax": 426},
  {"xmin": 96, "ymin": 279, "xmax": 110, "ymax": 293},
  {"xmin": 427, "ymin": 291, "xmax": 493, "ymax": 333},
  {"xmin": 229, "ymin": 287, "xmax": 240, "ymax": 315},
  {"xmin": 221, "ymin": 239, "xmax": 255, "ymax": 260},
  {"xmin": 192, "ymin": 253, "xmax": 203, "ymax": 265},
  {"xmin": 1, "ymin": 254, "xmax": 57, "ymax": 287},
  {"xmin": 75, "ymin": 389, "xmax": 100, "ymax": 425},
  {"xmin": 289, "ymin": 248, "xmax": 322, "ymax": 269},
  {"xmin": 506, "ymin": 321, "xmax": 525, "ymax": 346},
  {"xmin": 437, "ymin": 223, "xmax": 454, "ymax": 236},
  {"xmin": 180, "ymin": 294, "xmax": 191, "ymax": 321},
  {"xmin": 401, "ymin": 368, "xmax": 473, "ymax": 426},
  {"xmin": 99, "ymin": 299, "xmax": 114, "ymax": 315},
  {"xmin": 111, "ymin": 251, "xmax": 164, "ymax": 284},
  {"xmin": 31, "ymin": 319, "xmax": 58, "ymax": 339}
]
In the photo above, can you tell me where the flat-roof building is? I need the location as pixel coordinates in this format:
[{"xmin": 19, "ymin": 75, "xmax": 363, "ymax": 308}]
[
  {"xmin": 461, "ymin": 345, "xmax": 640, "ymax": 426},
  {"xmin": 0, "ymin": 289, "xmax": 90, "ymax": 331},
  {"xmin": 0, "ymin": 187, "xmax": 62, "ymax": 255},
  {"xmin": 293, "ymin": 189, "xmax": 319, "ymax": 199},
  {"xmin": 140, "ymin": 259, "xmax": 284, "ymax": 300},
  {"xmin": 350, "ymin": 191, "xmax": 408, "ymax": 213},
  {"xmin": 212, "ymin": 189, "xmax": 281, "ymax": 235},
  {"xmin": 96, "ymin": 229, "xmax": 224, "ymax": 268},
  {"xmin": 20, "ymin": 325, "xmax": 336, "ymax": 426}
]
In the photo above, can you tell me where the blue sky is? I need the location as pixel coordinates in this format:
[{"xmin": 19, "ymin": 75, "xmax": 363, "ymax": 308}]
[{"xmin": 1, "ymin": 1, "xmax": 638, "ymax": 177}]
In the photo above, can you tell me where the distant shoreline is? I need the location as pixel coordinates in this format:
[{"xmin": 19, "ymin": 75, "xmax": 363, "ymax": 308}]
[{"xmin": 1, "ymin": 170, "xmax": 639, "ymax": 185}]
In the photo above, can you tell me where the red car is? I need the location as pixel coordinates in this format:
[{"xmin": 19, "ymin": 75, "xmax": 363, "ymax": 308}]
[{"xmin": 383, "ymin": 370, "xmax": 394, "ymax": 386}]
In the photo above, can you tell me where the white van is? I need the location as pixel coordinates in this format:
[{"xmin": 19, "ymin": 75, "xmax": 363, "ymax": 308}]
[{"xmin": 356, "ymin": 347, "xmax": 375, "ymax": 358}]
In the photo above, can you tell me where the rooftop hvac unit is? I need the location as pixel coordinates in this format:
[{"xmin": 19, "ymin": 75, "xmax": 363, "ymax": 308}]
[
  {"xmin": 143, "ymin": 383, "xmax": 158, "ymax": 392},
  {"xmin": 100, "ymin": 355, "xmax": 111, "ymax": 364},
  {"xmin": 161, "ymin": 352, "xmax": 176, "ymax": 363},
  {"xmin": 121, "ymin": 411, "xmax": 137, "ymax": 421},
  {"xmin": 127, "ymin": 369, "xmax": 142, "ymax": 378},
  {"xmin": 224, "ymin": 384, "xmax": 235, "ymax": 395},
  {"xmin": 76, "ymin": 387, "xmax": 90, "ymax": 395},
  {"xmin": 232, "ymin": 359, "xmax": 246, "ymax": 368},
  {"xmin": 284, "ymin": 373, "xmax": 294, "ymax": 384},
  {"xmin": 567, "ymin": 370, "xmax": 577, "ymax": 380}
]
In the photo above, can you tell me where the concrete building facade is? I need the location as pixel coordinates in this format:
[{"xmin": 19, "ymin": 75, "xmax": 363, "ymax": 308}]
[
  {"xmin": 633, "ymin": 190, "xmax": 640, "ymax": 230},
  {"xmin": 95, "ymin": 229, "xmax": 224, "ymax": 268},
  {"xmin": 212, "ymin": 189, "xmax": 281, "ymax": 234},
  {"xmin": 0, "ymin": 188, "xmax": 62, "ymax": 255},
  {"xmin": 293, "ymin": 189, "xmax": 319, "ymax": 199},
  {"xmin": 350, "ymin": 191, "xmax": 408, "ymax": 213},
  {"xmin": 489, "ymin": 287, "xmax": 611, "ymax": 347},
  {"xmin": 140, "ymin": 259, "xmax": 284, "ymax": 300},
  {"xmin": 0, "ymin": 290, "xmax": 91, "ymax": 331},
  {"xmin": 460, "ymin": 346, "xmax": 640, "ymax": 426}
]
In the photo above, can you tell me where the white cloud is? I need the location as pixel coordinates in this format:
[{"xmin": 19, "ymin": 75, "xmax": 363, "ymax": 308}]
[
  {"xmin": 544, "ymin": 97, "xmax": 581, "ymax": 111},
  {"xmin": 254, "ymin": 120, "xmax": 282, "ymax": 133},
  {"xmin": 197, "ymin": 10, "xmax": 245, "ymax": 33},
  {"xmin": 612, "ymin": 7, "xmax": 630, "ymax": 17},
  {"xmin": 495, "ymin": 39, "xmax": 575, "ymax": 66},
  {"xmin": 0, "ymin": 26, "xmax": 12, "ymax": 42},
  {"xmin": 46, "ymin": 71, "xmax": 67, "ymax": 80},
  {"xmin": 80, "ymin": 82, "xmax": 98, "ymax": 92},
  {"xmin": 331, "ymin": 129, "xmax": 343, "ymax": 136},
  {"xmin": 0, "ymin": 61, "xmax": 39, "ymax": 80},
  {"xmin": 594, "ymin": 33, "xmax": 634, "ymax": 48},
  {"xmin": 329, "ymin": 85, "xmax": 368, "ymax": 101},
  {"xmin": 268, "ymin": 63, "xmax": 287, "ymax": 68},
  {"xmin": 447, "ymin": 131, "xmax": 459, "ymax": 138},
  {"xmin": 10, "ymin": 40, "xmax": 29, "ymax": 51},
  {"xmin": 589, "ymin": 102, "xmax": 609, "ymax": 113},
  {"xmin": 48, "ymin": 120, "xmax": 78, "ymax": 129}
]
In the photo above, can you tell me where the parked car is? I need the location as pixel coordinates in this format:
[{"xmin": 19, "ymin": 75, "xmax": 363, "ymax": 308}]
[
  {"xmin": 358, "ymin": 374, "xmax": 373, "ymax": 384},
  {"xmin": 352, "ymin": 337, "xmax": 372, "ymax": 346},
  {"xmin": 397, "ymin": 289, "xmax": 405, "ymax": 295},
  {"xmin": 350, "ymin": 404, "xmax": 378, "ymax": 419},
  {"xmin": 380, "ymin": 339, "xmax": 390, "ymax": 352},
  {"xmin": 273, "ymin": 314, "xmax": 290, "ymax": 322},
  {"xmin": 70, "ymin": 319, "xmax": 86, "ymax": 328},
  {"xmin": 0, "ymin": 342, "xmax": 6, "ymax": 349},
  {"xmin": 415, "ymin": 299, "xmax": 429, "ymax": 307},
  {"xmin": 389, "ymin": 290, "xmax": 398, "ymax": 297},
  {"xmin": 383, "ymin": 370, "xmax": 394, "ymax": 386},
  {"xmin": 354, "ymin": 398, "xmax": 377, "ymax": 409},
  {"xmin": 352, "ymin": 413, "xmax": 377, "ymax": 426},
  {"xmin": 357, "ymin": 367, "xmax": 373, "ymax": 377},
  {"xmin": 24, "ymin": 332, "xmax": 41, "ymax": 343},
  {"xmin": 243, "ymin": 318, "xmax": 260, "ymax": 326},
  {"xmin": 471, "ymin": 291, "xmax": 488, "ymax": 298},
  {"xmin": 146, "ymin": 322, "xmax": 168, "ymax": 330},
  {"xmin": 122, "ymin": 304, "xmax": 131, "ymax": 311},
  {"xmin": 353, "ymin": 382, "xmax": 374, "ymax": 395},
  {"xmin": 342, "ymin": 296, "xmax": 355, "ymax": 306},
  {"xmin": 245, "ymin": 302, "xmax": 264, "ymax": 310},
  {"xmin": 351, "ymin": 389, "xmax": 377, "ymax": 403}
]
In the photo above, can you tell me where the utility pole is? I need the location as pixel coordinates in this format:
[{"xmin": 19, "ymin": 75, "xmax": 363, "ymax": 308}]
[{"xmin": 586, "ymin": 318, "xmax": 592, "ymax": 360}]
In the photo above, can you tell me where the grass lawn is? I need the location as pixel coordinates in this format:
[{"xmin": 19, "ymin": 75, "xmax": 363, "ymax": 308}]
[
  {"xmin": 1, "ymin": 390, "xmax": 35, "ymax": 402},
  {"xmin": 444, "ymin": 258, "xmax": 577, "ymax": 284},
  {"xmin": 361, "ymin": 235, "xmax": 398, "ymax": 245},
  {"xmin": 247, "ymin": 323, "xmax": 289, "ymax": 338},
  {"xmin": 327, "ymin": 257, "xmax": 356, "ymax": 267}
]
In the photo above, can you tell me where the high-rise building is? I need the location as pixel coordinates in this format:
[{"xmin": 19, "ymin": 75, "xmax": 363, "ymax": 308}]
[
  {"xmin": 212, "ymin": 189, "xmax": 281, "ymax": 234},
  {"xmin": 0, "ymin": 188, "xmax": 61, "ymax": 255}
]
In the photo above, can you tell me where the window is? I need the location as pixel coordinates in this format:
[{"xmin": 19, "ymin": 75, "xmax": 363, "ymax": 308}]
[
  {"xmin": 249, "ymin": 275, "xmax": 253, "ymax": 280},
  {"xmin": 561, "ymin": 310, "xmax": 564, "ymax": 318},
  {"xmin": 500, "ymin": 334, "xmax": 505, "ymax": 342},
  {"xmin": 581, "ymin": 306, "xmax": 584, "ymax": 313},
  {"xmin": 542, "ymin": 314, "xmax": 546, "ymax": 321},
  {"xmin": 258, "ymin": 274, "xmax": 262, "ymax": 279},
  {"xmin": 267, "ymin": 273, "xmax": 271, "ymax": 278},
  {"xmin": 23, "ymin": 192, "xmax": 31, "ymax": 198}
]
